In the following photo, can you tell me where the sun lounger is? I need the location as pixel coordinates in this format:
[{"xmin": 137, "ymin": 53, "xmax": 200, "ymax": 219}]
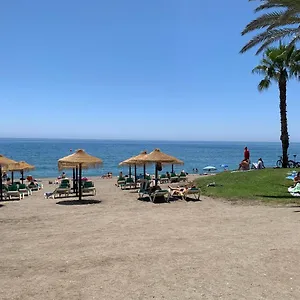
[
  {"xmin": 82, "ymin": 180, "xmax": 96, "ymax": 195},
  {"xmin": 183, "ymin": 187, "xmax": 201, "ymax": 200},
  {"xmin": 50, "ymin": 183, "xmax": 71, "ymax": 199},
  {"xmin": 4, "ymin": 184, "xmax": 24, "ymax": 200},
  {"xmin": 117, "ymin": 176, "xmax": 126, "ymax": 188},
  {"xmin": 178, "ymin": 173, "xmax": 188, "ymax": 182},
  {"xmin": 18, "ymin": 183, "xmax": 32, "ymax": 196},
  {"xmin": 159, "ymin": 174, "xmax": 169, "ymax": 184},
  {"xmin": 138, "ymin": 180, "xmax": 152, "ymax": 198},
  {"xmin": 122, "ymin": 177, "xmax": 136, "ymax": 190},
  {"xmin": 170, "ymin": 173, "xmax": 179, "ymax": 183}
]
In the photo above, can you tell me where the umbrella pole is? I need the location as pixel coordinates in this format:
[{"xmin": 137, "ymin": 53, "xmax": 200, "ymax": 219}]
[
  {"xmin": 129, "ymin": 166, "xmax": 132, "ymax": 178},
  {"xmin": 21, "ymin": 170, "xmax": 24, "ymax": 184},
  {"xmin": 171, "ymin": 164, "xmax": 174, "ymax": 173},
  {"xmin": 143, "ymin": 164, "xmax": 146, "ymax": 179},
  {"xmin": 155, "ymin": 164, "xmax": 158, "ymax": 186},
  {"xmin": 75, "ymin": 166, "xmax": 78, "ymax": 196},
  {"xmin": 134, "ymin": 165, "xmax": 137, "ymax": 183},
  {"xmin": 11, "ymin": 171, "xmax": 14, "ymax": 184},
  {"xmin": 0, "ymin": 165, "xmax": 2, "ymax": 201},
  {"xmin": 72, "ymin": 168, "xmax": 75, "ymax": 192},
  {"xmin": 78, "ymin": 164, "xmax": 82, "ymax": 201}
]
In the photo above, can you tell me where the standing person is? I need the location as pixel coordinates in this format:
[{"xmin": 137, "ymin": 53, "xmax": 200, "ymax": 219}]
[{"xmin": 244, "ymin": 147, "xmax": 250, "ymax": 161}]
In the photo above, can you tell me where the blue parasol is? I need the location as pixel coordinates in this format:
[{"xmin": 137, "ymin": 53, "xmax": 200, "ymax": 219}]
[{"xmin": 203, "ymin": 166, "xmax": 217, "ymax": 171}]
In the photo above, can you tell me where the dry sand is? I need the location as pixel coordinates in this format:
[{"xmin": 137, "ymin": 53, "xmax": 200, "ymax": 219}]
[{"xmin": 1, "ymin": 175, "xmax": 300, "ymax": 300}]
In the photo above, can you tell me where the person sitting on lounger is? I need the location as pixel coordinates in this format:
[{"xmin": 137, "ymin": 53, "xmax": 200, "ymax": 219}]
[{"xmin": 168, "ymin": 184, "xmax": 196, "ymax": 196}]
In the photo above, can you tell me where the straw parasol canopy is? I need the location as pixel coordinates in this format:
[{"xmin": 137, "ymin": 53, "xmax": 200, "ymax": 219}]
[
  {"xmin": 4, "ymin": 161, "xmax": 35, "ymax": 172},
  {"xmin": 0, "ymin": 154, "xmax": 17, "ymax": 167},
  {"xmin": 0, "ymin": 155, "xmax": 17, "ymax": 201},
  {"xmin": 136, "ymin": 148, "xmax": 184, "ymax": 185},
  {"xmin": 119, "ymin": 151, "xmax": 148, "ymax": 166},
  {"xmin": 58, "ymin": 149, "xmax": 103, "ymax": 201},
  {"xmin": 119, "ymin": 151, "xmax": 148, "ymax": 181},
  {"xmin": 136, "ymin": 148, "xmax": 184, "ymax": 165},
  {"xmin": 58, "ymin": 149, "xmax": 103, "ymax": 170}
]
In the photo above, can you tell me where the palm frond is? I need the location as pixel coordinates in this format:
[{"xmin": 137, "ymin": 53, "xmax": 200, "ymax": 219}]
[
  {"xmin": 242, "ymin": 12, "xmax": 288, "ymax": 35},
  {"xmin": 252, "ymin": 65, "xmax": 268, "ymax": 75},
  {"xmin": 258, "ymin": 78, "xmax": 271, "ymax": 91},
  {"xmin": 240, "ymin": 28, "xmax": 298, "ymax": 54}
]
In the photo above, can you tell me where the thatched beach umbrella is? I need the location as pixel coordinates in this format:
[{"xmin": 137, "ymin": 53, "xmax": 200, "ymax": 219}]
[
  {"xmin": 0, "ymin": 155, "xmax": 17, "ymax": 201},
  {"xmin": 136, "ymin": 148, "xmax": 183, "ymax": 185},
  {"xmin": 119, "ymin": 151, "xmax": 148, "ymax": 181},
  {"xmin": 58, "ymin": 149, "xmax": 103, "ymax": 200},
  {"xmin": 5, "ymin": 161, "xmax": 35, "ymax": 184}
]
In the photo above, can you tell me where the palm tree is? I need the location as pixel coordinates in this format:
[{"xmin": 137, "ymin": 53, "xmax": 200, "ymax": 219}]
[
  {"xmin": 253, "ymin": 44, "xmax": 300, "ymax": 167},
  {"xmin": 241, "ymin": 0, "xmax": 300, "ymax": 54}
]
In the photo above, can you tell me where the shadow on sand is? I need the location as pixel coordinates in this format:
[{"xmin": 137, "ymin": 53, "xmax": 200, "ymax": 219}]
[
  {"xmin": 56, "ymin": 199, "xmax": 101, "ymax": 206},
  {"xmin": 257, "ymin": 195, "xmax": 296, "ymax": 199},
  {"xmin": 0, "ymin": 204, "xmax": 4, "ymax": 208}
]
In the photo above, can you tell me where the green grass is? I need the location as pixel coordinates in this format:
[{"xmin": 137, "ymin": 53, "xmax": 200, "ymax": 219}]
[{"xmin": 195, "ymin": 168, "xmax": 300, "ymax": 205}]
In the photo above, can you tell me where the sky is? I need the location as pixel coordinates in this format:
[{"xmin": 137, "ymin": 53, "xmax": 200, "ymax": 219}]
[{"xmin": 0, "ymin": 0, "xmax": 299, "ymax": 142}]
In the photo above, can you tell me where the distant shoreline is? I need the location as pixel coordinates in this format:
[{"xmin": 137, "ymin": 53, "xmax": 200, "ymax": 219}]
[{"xmin": 0, "ymin": 137, "xmax": 297, "ymax": 144}]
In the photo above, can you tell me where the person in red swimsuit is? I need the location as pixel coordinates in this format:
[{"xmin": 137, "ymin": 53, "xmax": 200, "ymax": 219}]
[{"xmin": 244, "ymin": 147, "xmax": 250, "ymax": 161}]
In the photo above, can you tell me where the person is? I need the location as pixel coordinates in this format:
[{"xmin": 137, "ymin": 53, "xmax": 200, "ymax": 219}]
[
  {"xmin": 2, "ymin": 171, "xmax": 7, "ymax": 180},
  {"xmin": 244, "ymin": 147, "xmax": 250, "ymax": 161},
  {"xmin": 238, "ymin": 159, "xmax": 250, "ymax": 170},
  {"xmin": 293, "ymin": 172, "xmax": 300, "ymax": 186},
  {"xmin": 195, "ymin": 168, "xmax": 198, "ymax": 173},
  {"xmin": 166, "ymin": 171, "xmax": 170, "ymax": 179},
  {"xmin": 252, "ymin": 158, "xmax": 265, "ymax": 170},
  {"xmin": 257, "ymin": 158, "xmax": 265, "ymax": 169},
  {"xmin": 168, "ymin": 183, "xmax": 196, "ymax": 196},
  {"xmin": 61, "ymin": 172, "xmax": 66, "ymax": 179}
]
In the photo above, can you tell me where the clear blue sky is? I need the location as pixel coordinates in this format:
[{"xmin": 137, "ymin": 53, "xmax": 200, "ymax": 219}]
[{"xmin": 0, "ymin": 0, "xmax": 299, "ymax": 142}]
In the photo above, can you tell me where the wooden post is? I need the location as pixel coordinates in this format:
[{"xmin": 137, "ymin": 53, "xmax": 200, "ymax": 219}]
[
  {"xmin": 21, "ymin": 170, "xmax": 24, "ymax": 184},
  {"xmin": 72, "ymin": 168, "xmax": 75, "ymax": 192},
  {"xmin": 78, "ymin": 164, "xmax": 82, "ymax": 200},
  {"xmin": 75, "ymin": 166, "xmax": 78, "ymax": 196},
  {"xmin": 155, "ymin": 164, "xmax": 158, "ymax": 186},
  {"xmin": 0, "ymin": 165, "xmax": 2, "ymax": 201}
]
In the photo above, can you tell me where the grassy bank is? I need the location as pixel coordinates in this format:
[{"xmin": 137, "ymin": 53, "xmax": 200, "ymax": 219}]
[{"xmin": 195, "ymin": 168, "xmax": 299, "ymax": 204}]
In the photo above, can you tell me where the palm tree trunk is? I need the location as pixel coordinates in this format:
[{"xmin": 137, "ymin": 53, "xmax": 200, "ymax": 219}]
[{"xmin": 278, "ymin": 76, "xmax": 289, "ymax": 168}]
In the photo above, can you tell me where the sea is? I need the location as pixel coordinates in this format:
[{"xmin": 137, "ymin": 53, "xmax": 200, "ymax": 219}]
[{"xmin": 1, "ymin": 138, "xmax": 300, "ymax": 179}]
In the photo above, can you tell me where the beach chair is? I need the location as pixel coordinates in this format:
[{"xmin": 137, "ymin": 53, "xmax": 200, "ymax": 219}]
[
  {"xmin": 183, "ymin": 187, "xmax": 201, "ymax": 200},
  {"xmin": 117, "ymin": 176, "xmax": 126, "ymax": 188},
  {"xmin": 5, "ymin": 184, "xmax": 24, "ymax": 200},
  {"xmin": 159, "ymin": 174, "xmax": 169, "ymax": 184},
  {"xmin": 138, "ymin": 180, "xmax": 169, "ymax": 202},
  {"xmin": 28, "ymin": 182, "xmax": 43, "ymax": 191},
  {"xmin": 18, "ymin": 183, "xmax": 32, "ymax": 196},
  {"xmin": 123, "ymin": 177, "xmax": 136, "ymax": 190},
  {"xmin": 170, "ymin": 173, "xmax": 179, "ymax": 183},
  {"xmin": 60, "ymin": 178, "xmax": 70, "ymax": 187},
  {"xmin": 51, "ymin": 183, "xmax": 71, "ymax": 199},
  {"xmin": 138, "ymin": 179, "xmax": 151, "ymax": 198},
  {"xmin": 82, "ymin": 180, "xmax": 96, "ymax": 196},
  {"xmin": 150, "ymin": 189, "xmax": 170, "ymax": 203},
  {"xmin": 140, "ymin": 188, "xmax": 170, "ymax": 203},
  {"xmin": 178, "ymin": 173, "xmax": 188, "ymax": 182}
]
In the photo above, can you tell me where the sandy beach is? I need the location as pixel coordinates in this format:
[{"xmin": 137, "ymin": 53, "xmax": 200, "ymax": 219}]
[{"xmin": 1, "ymin": 175, "xmax": 300, "ymax": 300}]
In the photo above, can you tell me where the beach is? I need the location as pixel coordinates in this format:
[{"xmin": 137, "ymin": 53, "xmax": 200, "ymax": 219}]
[{"xmin": 1, "ymin": 175, "xmax": 300, "ymax": 300}]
